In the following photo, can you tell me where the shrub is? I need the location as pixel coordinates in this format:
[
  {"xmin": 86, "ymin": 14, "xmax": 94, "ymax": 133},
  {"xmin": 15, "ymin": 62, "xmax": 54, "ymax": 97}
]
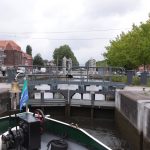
[
  {"xmin": 132, "ymin": 76, "xmax": 140, "ymax": 85},
  {"xmin": 111, "ymin": 75, "xmax": 127, "ymax": 83}
]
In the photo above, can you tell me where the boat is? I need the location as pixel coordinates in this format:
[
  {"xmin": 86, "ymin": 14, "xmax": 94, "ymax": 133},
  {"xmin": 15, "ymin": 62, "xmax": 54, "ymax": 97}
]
[{"xmin": 0, "ymin": 109, "xmax": 111, "ymax": 150}]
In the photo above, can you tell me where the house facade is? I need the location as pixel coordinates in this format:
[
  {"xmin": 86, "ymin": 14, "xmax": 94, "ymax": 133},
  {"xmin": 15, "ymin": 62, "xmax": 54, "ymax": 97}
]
[
  {"xmin": 22, "ymin": 52, "xmax": 33, "ymax": 66},
  {"xmin": 0, "ymin": 40, "xmax": 32, "ymax": 67},
  {"xmin": 0, "ymin": 40, "xmax": 22, "ymax": 67},
  {"xmin": 0, "ymin": 47, "xmax": 6, "ymax": 66}
]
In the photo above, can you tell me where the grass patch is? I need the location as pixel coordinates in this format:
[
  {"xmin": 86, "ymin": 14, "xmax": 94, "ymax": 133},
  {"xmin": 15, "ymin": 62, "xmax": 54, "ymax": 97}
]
[{"xmin": 111, "ymin": 75, "xmax": 127, "ymax": 83}]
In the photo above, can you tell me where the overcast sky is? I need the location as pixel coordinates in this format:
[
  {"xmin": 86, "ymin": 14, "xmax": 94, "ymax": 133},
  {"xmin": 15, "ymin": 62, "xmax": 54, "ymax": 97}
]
[{"xmin": 0, "ymin": 0, "xmax": 150, "ymax": 65}]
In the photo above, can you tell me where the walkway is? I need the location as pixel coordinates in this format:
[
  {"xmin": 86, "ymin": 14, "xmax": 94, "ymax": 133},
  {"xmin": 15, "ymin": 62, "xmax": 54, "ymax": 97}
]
[
  {"xmin": 118, "ymin": 86, "xmax": 150, "ymax": 91},
  {"xmin": 0, "ymin": 83, "xmax": 11, "ymax": 93}
]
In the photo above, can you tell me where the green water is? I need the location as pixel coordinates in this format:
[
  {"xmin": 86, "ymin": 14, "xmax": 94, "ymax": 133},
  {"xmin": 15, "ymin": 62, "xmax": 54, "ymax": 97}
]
[{"xmin": 54, "ymin": 116, "xmax": 130, "ymax": 150}]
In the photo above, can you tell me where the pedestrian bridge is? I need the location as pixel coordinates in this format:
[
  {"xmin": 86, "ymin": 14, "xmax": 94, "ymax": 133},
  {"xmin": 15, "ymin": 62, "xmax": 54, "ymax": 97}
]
[
  {"xmin": 6, "ymin": 66, "xmax": 126, "ymax": 109},
  {"xmin": 28, "ymin": 99, "xmax": 115, "ymax": 108},
  {"xmin": 27, "ymin": 85, "xmax": 116, "ymax": 109}
]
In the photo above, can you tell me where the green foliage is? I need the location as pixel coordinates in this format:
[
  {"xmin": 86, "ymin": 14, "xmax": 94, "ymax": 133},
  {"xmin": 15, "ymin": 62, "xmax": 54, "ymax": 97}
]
[
  {"xmin": 85, "ymin": 60, "xmax": 88, "ymax": 67},
  {"xmin": 111, "ymin": 75, "xmax": 127, "ymax": 83},
  {"xmin": 43, "ymin": 59, "xmax": 48, "ymax": 66},
  {"xmin": 26, "ymin": 45, "xmax": 32, "ymax": 56},
  {"xmin": 53, "ymin": 45, "xmax": 79, "ymax": 66},
  {"xmin": 96, "ymin": 60, "xmax": 108, "ymax": 67},
  {"xmin": 105, "ymin": 17, "xmax": 150, "ymax": 70},
  {"xmin": 111, "ymin": 75, "xmax": 139, "ymax": 85},
  {"xmin": 132, "ymin": 76, "xmax": 140, "ymax": 85},
  {"xmin": 106, "ymin": 75, "xmax": 150, "ymax": 86},
  {"xmin": 147, "ymin": 78, "xmax": 150, "ymax": 87},
  {"xmin": 33, "ymin": 53, "xmax": 44, "ymax": 66}
]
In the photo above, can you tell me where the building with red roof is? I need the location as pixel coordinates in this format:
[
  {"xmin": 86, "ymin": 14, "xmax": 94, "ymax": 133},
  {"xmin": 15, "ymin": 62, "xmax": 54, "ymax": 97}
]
[
  {"xmin": 22, "ymin": 52, "xmax": 33, "ymax": 66},
  {"xmin": 0, "ymin": 40, "xmax": 32, "ymax": 67}
]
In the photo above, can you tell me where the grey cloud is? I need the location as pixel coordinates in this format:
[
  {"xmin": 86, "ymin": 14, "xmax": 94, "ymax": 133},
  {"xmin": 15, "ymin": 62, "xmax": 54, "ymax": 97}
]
[
  {"xmin": 0, "ymin": 0, "xmax": 148, "ymax": 65},
  {"xmin": 0, "ymin": 0, "xmax": 36, "ymax": 32},
  {"xmin": 84, "ymin": 0, "xmax": 141, "ymax": 18}
]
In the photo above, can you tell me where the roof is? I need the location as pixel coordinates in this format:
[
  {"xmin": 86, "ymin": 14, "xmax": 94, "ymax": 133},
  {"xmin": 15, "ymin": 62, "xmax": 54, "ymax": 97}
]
[
  {"xmin": 22, "ymin": 51, "xmax": 32, "ymax": 60},
  {"xmin": 0, "ymin": 40, "xmax": 21, "ymax": 51}
]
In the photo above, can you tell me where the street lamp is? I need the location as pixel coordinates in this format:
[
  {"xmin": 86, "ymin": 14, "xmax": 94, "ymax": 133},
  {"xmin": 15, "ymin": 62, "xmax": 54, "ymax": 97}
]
[
  {"xmin": 9, "ymin": 79, "xmax": 21, "ymax": 110},
  {"xmin": 90, "ymin": 91, "xmax": 95, "ymax": 106}
]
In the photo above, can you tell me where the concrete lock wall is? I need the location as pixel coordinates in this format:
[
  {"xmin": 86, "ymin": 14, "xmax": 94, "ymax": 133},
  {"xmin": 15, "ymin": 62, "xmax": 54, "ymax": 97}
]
[
  {"xmin": 44, "ymin": 92, "xmax": 53, "ymax": 99},
  {"xmin": 34, "ymin": 93, "xmax": 41, "ymax": 99},
  {"xmin": 86, "ymin": 85, "xmax": 100, "ymax": 92},
  {"xmin": 83, "ymin": 93, "xmax": 91, "ymax": 100},
  {"xmin": 143, "ymin": 104, "xmax": 150, "ymax": 150},
  {"xmin": 58, "ymin": 84, "xmax": 78, "ymax": 90},
  {"xmin": 0, "ymin": 91, "xmax": 10, "ymax": 115},
  {"xmin": 72, "ymin": 93, "xmax": 81, "ymax": 99},
  {"xmin": 35, "ymin": 84, "xmax": 51, "ymax": 90},
  {"xmin": 115, "ymin": 90, "xmax": 150, "ymax": 150}
]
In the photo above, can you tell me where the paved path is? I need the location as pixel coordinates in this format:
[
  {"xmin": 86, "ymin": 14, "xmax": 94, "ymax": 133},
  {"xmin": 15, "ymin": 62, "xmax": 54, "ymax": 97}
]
[
  {"xmin": 0, "ymin": 83, "xmax": 11, "ymax": 93},
  {"xmin": 120, "ymin": 86, "xmax": 150, "ymax": 92},
  {"xmin": 1, "ymin": 82, "xmax": 150, "ymax": 92}
]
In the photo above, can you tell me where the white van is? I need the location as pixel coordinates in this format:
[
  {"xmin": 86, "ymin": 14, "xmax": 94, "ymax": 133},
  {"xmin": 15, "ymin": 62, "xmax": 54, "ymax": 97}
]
[
  {"xmin": 17, "ymin": 67, "xmax": 25, "ymax": 74},
  {"xmin": 40, "ymin": 68, "xmax": 46, "ymax": 73}
]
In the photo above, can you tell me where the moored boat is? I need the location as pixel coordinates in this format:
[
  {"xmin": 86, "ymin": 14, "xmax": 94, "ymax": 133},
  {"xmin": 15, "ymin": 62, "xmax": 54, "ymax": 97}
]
[{"xmin": 0, "ymin": 110, "xmax": 111, "ymax": 150}]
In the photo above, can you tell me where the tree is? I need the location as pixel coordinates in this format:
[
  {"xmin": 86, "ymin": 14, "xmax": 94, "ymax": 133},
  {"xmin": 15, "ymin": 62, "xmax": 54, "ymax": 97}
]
[
  {"xmin": 96, "ymin": 60, "xmax": 108, "ymax": 67},
  {"xmin": 26, "ymin": 45, "xmax": 32, "ymax": 56},
  {"xmin": 53, "ymin": 45, "xmax": 79, "ymax": 66},
  {"xmin": 33, "ymin": 53, "xmax": 44, "ymax": 66},
  {"xmin": 104, "ymin": 17, "xmax": 150, "ymax": 70}
]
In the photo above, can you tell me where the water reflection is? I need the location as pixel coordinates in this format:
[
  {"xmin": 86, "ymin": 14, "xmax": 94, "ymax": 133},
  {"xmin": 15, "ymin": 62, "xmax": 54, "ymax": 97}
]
[
  {"xmin": 85, "ymin": 128, "xmax": 130, "ymax": 150},
  {"xmin": 34, "ymin": 83, "xmax": 130, "ymax": 149},
  {"xmin": 55, "ymin": 116, "xmax": 130, "ymax": 150}
]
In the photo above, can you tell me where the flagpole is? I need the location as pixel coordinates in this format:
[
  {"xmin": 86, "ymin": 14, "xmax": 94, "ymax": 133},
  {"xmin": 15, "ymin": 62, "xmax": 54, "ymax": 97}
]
[
  {"xmin": 19, "ymin": 76, "xmax": 29, "ymax": 112},
  {"xmin": 26, "ymin": 104, "xmax": 29, "ymax": 112},
  {"xmin": 24, "ymin": 76, "xmax": 29, "ymax": 112}
]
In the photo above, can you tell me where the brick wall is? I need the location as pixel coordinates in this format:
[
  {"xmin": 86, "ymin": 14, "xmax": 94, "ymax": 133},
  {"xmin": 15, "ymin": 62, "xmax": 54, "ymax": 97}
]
[{"xmin": 4, "ymin": 50, "xmax": 22, "ymax": 66}]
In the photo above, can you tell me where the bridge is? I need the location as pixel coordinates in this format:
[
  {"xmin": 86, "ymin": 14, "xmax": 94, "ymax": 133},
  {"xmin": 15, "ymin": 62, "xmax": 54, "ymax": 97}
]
[
  {"xmin": 2, "ymin": 66, "xmax": 150, "ymax": 149},
  {"xmin": 5, "ymin": 66, "xmax": 126, "ymax": 111},
  {"xmin": 27, "ymin": 88, "xmax": 116, "ymax": 108}
]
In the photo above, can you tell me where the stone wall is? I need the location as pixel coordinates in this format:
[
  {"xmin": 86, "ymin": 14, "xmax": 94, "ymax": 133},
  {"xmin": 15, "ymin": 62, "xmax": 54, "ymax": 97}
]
[
  {"xmin": 115, "ymin": 109, "xmax": 141, "ymax": 150},
  {"xmin": 0, "ymin": 91, "xmax": 10, "ymax": 115},
  {"xmin": 143, "ymin": 104, "xmax": 150, "ymax": 150},
  {"xmin": 115, "ymin": 90, "xmax": 150, "ymax": 150}
]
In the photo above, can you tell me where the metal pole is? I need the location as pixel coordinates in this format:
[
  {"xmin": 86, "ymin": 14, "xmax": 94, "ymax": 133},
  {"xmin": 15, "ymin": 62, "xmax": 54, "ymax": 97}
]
[{"xmin": 68, "ymin": 88, "xmax": 70, "ymax": 104}]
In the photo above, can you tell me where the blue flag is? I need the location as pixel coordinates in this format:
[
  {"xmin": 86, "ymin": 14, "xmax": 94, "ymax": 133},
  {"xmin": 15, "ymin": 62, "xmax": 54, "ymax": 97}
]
[{"xmin": 20, "ymin": 79, "xmax": 29, "ymax": 110}]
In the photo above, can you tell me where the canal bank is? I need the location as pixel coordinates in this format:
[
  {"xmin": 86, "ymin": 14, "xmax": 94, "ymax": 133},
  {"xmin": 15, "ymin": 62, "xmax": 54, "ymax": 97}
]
[
  {"xmin": 0, "ymin": 88, "xmax": 130, "ymax": 149},
  {"xmin": 116, "ymin": 88, "xmax": 150, "ymax": 150},
  {"xmin": 1, "ymin": 85, "xmax": 150, "ymax": 149},
  {"xmin": 0, "ymin": 89, "xmax": 10, "ymax": 116}
]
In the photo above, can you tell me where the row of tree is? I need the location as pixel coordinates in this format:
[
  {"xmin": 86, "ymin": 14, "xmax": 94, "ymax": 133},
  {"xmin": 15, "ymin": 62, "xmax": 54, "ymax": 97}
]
[
  {"xmin": 104, "ymin": 16, "xmax": 150, "ymax": 70},
  {"xmin": 53, "ymin": 45, "xmax": 79, "ymax": 66},
  {"xmin": 26, "ymin": 44, "xmax": 79, "ymax": 67},
  {"xmin": 26, "ymin": 16, "xmax": 150, "ymax": 69}
]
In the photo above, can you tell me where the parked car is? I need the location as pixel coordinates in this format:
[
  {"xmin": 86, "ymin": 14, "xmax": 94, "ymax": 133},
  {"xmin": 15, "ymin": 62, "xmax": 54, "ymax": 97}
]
[
  {"xmin": 17, "ymin": 67, "xmax": 25, "ymax": 74},
  {"xmin": 33, "ymin": 68, "xmax": 40, "ymax": 73},
  {"xmin": 135, "ymin": 71, "xmax": 150, "ymax": 77},
  {"xmin": 1, "ymin": 65, "xmax": 7, "ymax": 76},
  {"xmin": 136, "ymin": 71, "xmax": 141, "ymax": 77},
  {"xmin": 40, "ymin": 68, "xmax": 46, "ymax": 73}
]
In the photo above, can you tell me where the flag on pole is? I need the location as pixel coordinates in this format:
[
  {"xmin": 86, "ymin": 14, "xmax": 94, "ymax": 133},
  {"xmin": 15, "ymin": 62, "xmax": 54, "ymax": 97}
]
[{"xmin": 20, "ymin": 79, "xmax": 29, "ymax": 110}]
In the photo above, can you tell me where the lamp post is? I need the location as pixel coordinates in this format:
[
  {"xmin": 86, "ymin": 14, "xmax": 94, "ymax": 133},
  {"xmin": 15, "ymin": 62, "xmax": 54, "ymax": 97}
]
[
  {"xmin": 8, "ymin": 79, "xmax": 21, "ymax": 132},
  {"xmin": 90, "ymin": 91, "xmax": 95, "ymax": 121},
  {"xmin": 9, "ymin": 79, "xmax": 21, "ymax": 110}
]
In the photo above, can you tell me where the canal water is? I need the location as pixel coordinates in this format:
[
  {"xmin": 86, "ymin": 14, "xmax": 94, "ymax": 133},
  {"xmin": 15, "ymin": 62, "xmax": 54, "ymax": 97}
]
[
  {"xmin": 53, "ymin": 116, "xmax": 130, "ymax": 150},
  {"xmin": 84, "ymin": 123, "xmax": 130, "ymax": 150},
  {"xmin": 85, "ymin": 127, "xmax": 130, "ymax": 150},
  {"xmin": 51, "ymin": 116, "xmax": 130, "ymax": 150},
  {"xmin": 35, "ymin": 84, "xmax": 130, "ymax": 150}
]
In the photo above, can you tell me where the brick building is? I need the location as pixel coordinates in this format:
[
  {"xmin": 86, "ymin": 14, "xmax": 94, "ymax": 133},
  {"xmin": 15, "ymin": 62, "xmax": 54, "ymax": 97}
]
[
  {"xmin": 22, "ymin": 52, "xmax": 33, "ymax": 66},
  {"xmin": 0, "ymin": 40, "xmax": 32, "ymax": 67},
  {"xmin": 0, "ymin": 47, "xmax": 6, "ymax": 66}
]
